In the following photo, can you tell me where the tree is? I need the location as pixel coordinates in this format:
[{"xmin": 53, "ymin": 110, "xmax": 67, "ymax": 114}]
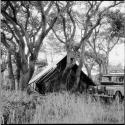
[
  {"xmin": 108, "ymin": 63, "xmax": 124, "ymax": 73},
  {"xmin": 97, "ymin": 9, "xmax": 125, "ymax": 73},
  {"xmin": 71, "ymin": 1, "xmax": 123, "ymax": 91},
  {"xmin": 106, "ymin": 9, "xmax": 125, "ymax": 38},
  {"xmin": 1, "ymin": 45, "xmax": 7, "ymax": 73},
  {"xmin": 84, "ymin": 53, "xmax": 96, "ymax": 79},
  {"xmin": 51, "ymin": 1, "xmax": 77, "ymax": 88},
  {"xmin": 85, "ymin": 18, "xmax": 122, "ymax": 81},
  {"xmin": 1, "ymin": 1, "xmax": 69, "ymax": 91}
]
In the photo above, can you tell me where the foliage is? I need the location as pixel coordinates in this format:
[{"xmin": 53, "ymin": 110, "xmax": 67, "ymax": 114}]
[
  {"xmin": 45, "ymin": 32, "xmax": 65, "ymax": 54},
  {"xmin": 106, "ymin": 10, "xmax": 125, "ymax": 38}
]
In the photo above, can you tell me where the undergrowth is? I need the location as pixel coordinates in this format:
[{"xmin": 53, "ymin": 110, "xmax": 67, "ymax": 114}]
[{"xmin": 1, "ymin": 89, "xmax": 124, "ymax": 124}]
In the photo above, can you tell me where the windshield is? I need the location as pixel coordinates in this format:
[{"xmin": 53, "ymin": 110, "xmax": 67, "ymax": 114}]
[
  {"xmin": 101, "ymin": 75, "xmax": 124, "ymax": 83},
  {"xmin": 102, "ymin": 76, "xmax": 111, "ymax": 82}
]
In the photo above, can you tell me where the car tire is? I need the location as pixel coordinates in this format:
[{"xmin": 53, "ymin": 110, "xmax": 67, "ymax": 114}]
[{"xmin": 115, "ymin": 91, "xmax": 122, "ymax": 104}]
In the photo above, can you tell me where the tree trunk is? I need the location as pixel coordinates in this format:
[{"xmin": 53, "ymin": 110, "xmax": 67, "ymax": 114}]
[
  {"xmin": 86, "ymin": 66, "xmax": 92, "ymax": 79},
  {"xmin": 15, "ymin": 67, "xmax": 20, "ymax": 90},
  {"xmin": 15, "ymin": 52, "xmax": 21, "ymax": 90},
  {"xmin": 98, "ymin": 63, "xmax": 103, "ymax": 82},
  {"xmin": 84, "ymin": 62, "xmax": 93, "ymax": 79},
  {"xmin": 105, "ymin": 55, "xmax": 109, "ymax": 74},
  {"xmin": 103, "ymin": 63, "xmax": 107, "ymax": 75},
  {"xmin": 71, "ymin": 42, "xmax": 85, "ymax": 92},
  {"xmin": 19, "ymin": 72, "xmax": 28, "ymax": 91},
  {"xmin": 72, "ymin": 60, "xmax": 83, "ymax": 92},
  {"xmin": 19, "ymin": 70, "xmax": 34, "ymax": 91},
  {"xmin": 19, "ymin": 60, "xmax": 35, "ymax": 91},
  {"xmin": 7, "ymin": 51, "xmax": 15, "ymax": 90},
  {"xmin": 0, "ymin": 48, "xmax": 2, "ymax": 124},
  {"xmin": 61, "ymin": 48, "xmax": 74, "ymax": 89}
]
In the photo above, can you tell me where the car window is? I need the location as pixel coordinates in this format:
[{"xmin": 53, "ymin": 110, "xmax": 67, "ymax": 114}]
[
  {"xmin": 112, "ymin": 76, "xmax": 116, "ymax": 82},
  {"xmin": 101, "ymin": 75, "xmax": 124, "ymax": 84},
  {"xmin": 118, "ymin": 76, "xmax": 124, "ymax": 83},
  {"xmin": 102, "ymin": 76, "xmax": 111, "ymax": 82}
]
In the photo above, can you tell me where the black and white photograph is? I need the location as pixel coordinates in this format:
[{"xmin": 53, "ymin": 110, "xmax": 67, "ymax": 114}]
[{"xmin": 0, "ymin": 1, "xmax": 124, "ymax": 124}]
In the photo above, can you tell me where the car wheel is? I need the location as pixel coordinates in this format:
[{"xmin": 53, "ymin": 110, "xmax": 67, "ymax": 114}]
[{"xmin": 115, "ymin": 92, "xmax": 122, "ymax": 104}]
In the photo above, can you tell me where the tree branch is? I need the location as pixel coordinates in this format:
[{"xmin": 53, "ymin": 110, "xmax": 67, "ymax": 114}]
[
  {"xmin": 67, "ymin": 9, "xmax": 76, "ymax": 41},
  {"xmin": 45, "ymin": 1, "xmax": 54, "ymax": 15},
  {"xmin": 2, "ymin": 20, "xmax": 19, "ymax": 43},
  {"xmin": 51, "ymin": 28, "xmax": 65, "ymax": 44},
  {"xmin": 109, "ymin": 36, "xmax": 120, "ymax": 52},
  {"xmin": 1, "ymin": 32, "xmax": 15, "ymax": 54},
  {"xmin": 101, "ymin": 1, "xmax": 123, "ymax": 15},
  {"xmin": 45, "ymin": 17, "xmax": 58, "ymax": 36},
  {"xmin": 1, "ymin": 10, "xmax": 25, "ymax": 48},
  {"xmin": 61, "ymin": 15, "xmax": 67, "ymax": 41},
  {"xmin": 25, "ymin": 4, "xmax": 30, "ymax": 31}
]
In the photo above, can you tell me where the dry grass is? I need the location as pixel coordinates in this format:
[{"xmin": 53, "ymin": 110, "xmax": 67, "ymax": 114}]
[{"xmin": 1, "ymin": 90, "xmax": 124, "ymax": 124}]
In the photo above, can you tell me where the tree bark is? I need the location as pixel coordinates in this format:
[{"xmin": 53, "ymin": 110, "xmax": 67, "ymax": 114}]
[
  {"xmin": 19, "ymin": 59, "xmax": 35, "ymax": 91},
  {"xmin": 72, "ymin": 59, "xmax": 83, "ymax": 92},
  {"xmin": 14, "ymin": 52, "xmax": 21, "ymax": 90},
  {"xmin": 0, "ymin": 46, "xmax": 2, "ymax": 125},
  {"xmin": 84, "ymin": 62, "xmax": 94, "ymax": 79},
  {"xmin": 71, "ymin": 41, "xmax": 85, "ymax": 92},
  {"xmin": 105, "ymin": 54, "xmax": 109, "ymax": 74},
  {"xmin": 98, "ymin": 63, "xmax": 104, "ymax": 82},
  {"xmin": 103, "ymin": 63, "xmax": 107, "ymax": 75},
  {"xmin": 19, "ymin": 70, "xmax": 34, "ymax": 91},
  {"xmin": 86, "ymin": 66, "xmax": 92, "ymax": 79},
  {"xmin": 61, "ymin": 48, "xmax": 75, "ymax": 88},
  {"xmin": 7, "ymin": 51, "xmax": 15, "ymax": 90}
]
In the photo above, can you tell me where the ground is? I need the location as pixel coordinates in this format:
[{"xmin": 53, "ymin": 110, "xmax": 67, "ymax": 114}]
[{"xmin": 1, "ymin": 89, "xmax": 124, "ymax": 124}]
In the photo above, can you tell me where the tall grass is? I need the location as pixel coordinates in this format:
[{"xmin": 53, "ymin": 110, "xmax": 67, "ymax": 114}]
[{"xmin": 1, "ymin": 90, "xmax": 124, "ymax": 124}]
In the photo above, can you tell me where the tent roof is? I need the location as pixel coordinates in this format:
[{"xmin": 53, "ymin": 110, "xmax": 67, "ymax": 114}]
[
  {"xmin": 28, "ymin": 54, "xmax": 95, "ymax": 85},
  {"xmin": 29, "ymin": 64, "xmax": 57, "ymax": 84},
  {"xmin": 29, "ymin": 54, "xmax": 66, "ymax": 84}
]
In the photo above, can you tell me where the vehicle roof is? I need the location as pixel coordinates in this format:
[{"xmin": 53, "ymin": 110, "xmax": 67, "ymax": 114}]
[{"xmin": 102, "ymin": 73, "xmax": 124, "ymax": 77}]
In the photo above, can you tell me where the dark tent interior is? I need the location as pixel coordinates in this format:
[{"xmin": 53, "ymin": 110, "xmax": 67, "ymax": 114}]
[{"xmin": 34, "ymin": 56, "xmax": 95, "ymax": 94}]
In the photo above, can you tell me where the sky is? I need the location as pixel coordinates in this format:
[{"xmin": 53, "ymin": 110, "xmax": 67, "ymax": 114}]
[{"xmin": 109, "ymin": 43, "xmax": 124, "ymax": 67}]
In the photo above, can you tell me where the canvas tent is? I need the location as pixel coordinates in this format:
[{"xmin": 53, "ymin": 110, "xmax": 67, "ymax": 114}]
[{"xmin": 28, "ymin": 55, "xmax": 95, "ymax": 94}]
